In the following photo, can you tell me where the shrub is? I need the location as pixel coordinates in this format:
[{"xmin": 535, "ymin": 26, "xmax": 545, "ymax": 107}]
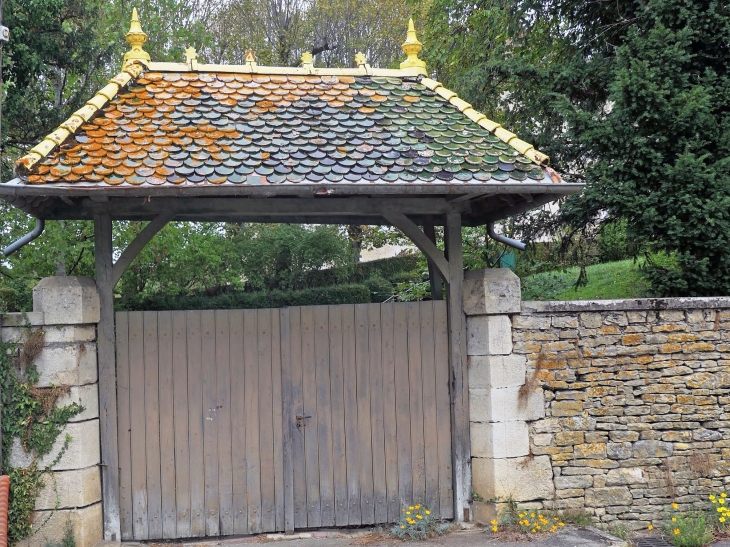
[
  {"xmin": 662, "ymin": 502, "xmax": 714, "ymax": 547},
  {"xmin": 389, "ymin": 504, "xmax": 447, "ymax": 540}
]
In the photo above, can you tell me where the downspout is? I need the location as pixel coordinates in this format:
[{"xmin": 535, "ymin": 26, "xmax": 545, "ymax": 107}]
[
  {"xmin": 487, "ymin": 222, "xmax": 526, "ymax": 251},
  {"xmin": 3, "ymin": 218, "xmax": 45, "ymax": 256}
]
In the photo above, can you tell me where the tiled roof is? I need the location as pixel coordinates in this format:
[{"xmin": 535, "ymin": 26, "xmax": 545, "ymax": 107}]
[
  {"xmin": 13, "ymin": 14, "xmax": 562, "ymax": 190},
  {"xmin": 16, "ymin": 69, "xmax": 557, "ymax": 187}
]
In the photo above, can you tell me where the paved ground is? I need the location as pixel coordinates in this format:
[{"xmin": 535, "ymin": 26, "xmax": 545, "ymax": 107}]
[{"xmin": 156, "ymin": 526, "xmax": 626, "ymax": 547}]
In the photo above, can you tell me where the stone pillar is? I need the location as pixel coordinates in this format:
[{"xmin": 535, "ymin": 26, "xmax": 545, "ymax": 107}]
[
  {"xmin": 464, "ymin": 269, "xmax": 554, "ymax": 521},
  {"xmin": 1, "ymin": 277, "xmax": 102, "ymax": 547}
]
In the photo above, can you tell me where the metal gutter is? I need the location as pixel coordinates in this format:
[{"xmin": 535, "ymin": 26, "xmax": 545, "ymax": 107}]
[{"xmin": 3, "ymin": 218, "xmax": 44, "ymax": 256}]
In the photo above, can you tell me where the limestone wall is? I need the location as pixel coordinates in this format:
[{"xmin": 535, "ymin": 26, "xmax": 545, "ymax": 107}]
[
  {"xmin": 465, "ymin": 269, "xmax": 730, "ymax": 529},
  {"xmin": 1, "ymin": 277, "xmax": 102, "ymax": 547}
]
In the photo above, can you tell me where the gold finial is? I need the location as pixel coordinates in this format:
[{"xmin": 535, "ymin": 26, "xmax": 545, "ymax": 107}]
[
  {"xmin": 185, "ymin": 47, "xmax": 197, "ymax": 62},
  {"xmin": 355, "ymin": 52, "xmax": 367, "ymax": 67},
  {"xmin": 301, "ymin": 51, "xmax": 313, "ymax": 66},
  {"xmin": 123, "ymin": 8, "xmax": 150, "ymax": 69},
  {"xmin": 400, "ymin": 18, "xmax": 426, "ymax": 74}
]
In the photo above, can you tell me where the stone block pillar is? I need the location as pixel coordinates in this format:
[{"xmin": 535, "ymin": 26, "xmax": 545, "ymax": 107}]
[
  {"xmin": 1, "ymin": 277, "xmax": 102, "ymax": 547},
  {"xmin": 464, "ymin": 269, "xmax": 554, "ymax": 520}
]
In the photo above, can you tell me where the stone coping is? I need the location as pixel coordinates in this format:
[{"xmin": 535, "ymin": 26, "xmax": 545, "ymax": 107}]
[{"xmin": 522, "ymin": 296, "xmax": 730, "ymax": 313}]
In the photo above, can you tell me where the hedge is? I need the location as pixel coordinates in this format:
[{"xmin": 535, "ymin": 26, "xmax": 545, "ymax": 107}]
[{"xmin": 116, "ymin": 283, "xmax": 374, "ymax": 311}]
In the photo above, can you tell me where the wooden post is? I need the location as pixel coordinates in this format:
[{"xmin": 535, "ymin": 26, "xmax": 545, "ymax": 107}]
[
  {"xmin": 444, "ymin": 212, "xmax": 470, "ymax": 522},
  {"xmin": 95, "ymin": 214, "xmax": 121, "ymax": 540},
  {"xmin": 423, "ymin": 217, "xmax": 443, "ymax": 301}
]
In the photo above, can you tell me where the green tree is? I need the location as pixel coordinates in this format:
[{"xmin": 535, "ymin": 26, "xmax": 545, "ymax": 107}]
[
  {"xmin": 234, "ymin": 224, "xmax": 355, "ymax": 291},
  {"xmin": 418, "ymin": 0, "xmax": 730, "ymax": 296}
]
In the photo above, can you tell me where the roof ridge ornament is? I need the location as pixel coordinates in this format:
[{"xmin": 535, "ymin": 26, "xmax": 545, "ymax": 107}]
[
  {"xmin": 301, "ymin": 51, "xmax": 314, "ymax": 73},
  {"xmin": 400, "ymin": 18, "xmax": 426, "ymax": 75},
  {"xmin": 123, "ymin": 8, "xmax": 150, "ymax": 69}
]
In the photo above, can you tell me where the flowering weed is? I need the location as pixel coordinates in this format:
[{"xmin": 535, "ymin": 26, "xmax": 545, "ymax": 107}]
[{"xmin": 389, "ymin": 504, "xmax": 449, "ymax": 540}]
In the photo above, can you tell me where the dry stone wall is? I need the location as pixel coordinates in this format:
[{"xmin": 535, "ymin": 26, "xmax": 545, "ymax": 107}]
[
  {"xmin": 516, "ymin": 299, "xmax": 730, "ymax": 529},
  {"xmin": 465, "ymin": 268, "xmax": 730, "ymax": 529}
]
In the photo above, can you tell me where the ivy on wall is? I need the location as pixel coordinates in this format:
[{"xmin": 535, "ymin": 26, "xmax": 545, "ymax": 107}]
[{"xmin": 0, "ymin": 325, "xmax": 83, "ymax": 543}]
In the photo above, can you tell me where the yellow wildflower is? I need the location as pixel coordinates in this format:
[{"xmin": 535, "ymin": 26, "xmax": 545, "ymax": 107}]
[
  {"xmin": 672, "ymin": 517, "xmax": 677, "ymax": 522},
  {"xmin": 425, "ymin": 510, "xmax": 430, "ymax": 515},
  {"xmin": 532, "ymin": 529, "xmax": 536, "ymax": 533},
  {"xmin": 492, "ymin": 526, "xmax": 498, "ymax": 532},
  {"xmin": 531, "ymin": 513, "xmax": 535, "ymax": 517},
  {"xmin": 520, "ymin": 513, "xmax": 525, "ymax": 518},
  {"xmin": 713, "ymin": 500, "xmax": 718, "ymax": 504},
  {"xmin": 415, "ymin": 505, "xmax": 420, "ymax": 509},
  {"xmin": 723, "ymin": 493, "xmax": 727, "ymax": 498},
  {"xmin": 559, "ymin": 523, "xmax": 565, "ymax": 526},
  {"xmin": 720, "ymin": 517, "xmax": 726, "ymax": 523},
  {"xmin": 672, "ymin": 503, "xmax": 678, "ymax": 509},
  {"xmin": 674, "ymin": 529, "xmax": 680, "ymax": 535},
  {"xmin": 417, "ymin": 515, "xmax": 423, "ymax": 520},
  {"xmin": 401, "ymin": 525, "xmax": 405, "ymax": 529},
  {"xmin": 491, "ymin": 520, "xmax": 497, "ymax": 525},
  {"xmin": 536, "ymin": 525, "xmax": 541, "ymax": 530},
  {"xmin": 406, "ymin": 511, "xmax": 410, "ymax": 515},
  {"xmin": 711, "ymin": 495, "xmax": 716, "ymax": 500},
  {"xmin": 409, "ymin": 506, "xmax": 414, "ymax": 510},
  {"xmin": 648, "ymin": 525, "xmax": 654, "ymax": 530},
  {"xmin": 721, "ymin": 499, "xmax": 726, "ymax": 505}
]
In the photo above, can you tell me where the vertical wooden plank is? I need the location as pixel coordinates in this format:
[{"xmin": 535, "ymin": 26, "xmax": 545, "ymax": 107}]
[
  {"xmin": 129, "ymin": 311, "xmax": 148, "ymax": 540},
  {"xmin": 368, "ymin": 304, "xmax": 387, "ymax": 524},
  {"xmin": 229, "ymin": 310, "xmax": 248, "ymax": 535},
  {"xmin": 434, "ymin": 301, "xmax": 454, "ymax": 519},
  {"xmin": 144, "ymin": 312, "xmax": 163, "ymax": 539},
  {"xmin": 301, "ymin": 306, "xmax": 321, "ymax": 528},
  {"xmin": 216, "ymin": 310, "xmax": 234, "ymax": 535},
  {"xmin": 201, "ymin": 310, "xmax": 220, "ymax": 536},
  {"xmin": 407, "ymin": 303, "xmax": 425, "ymax": 507},
  {"xmin": 94, "ymin": 214, "xmax": 121, "ymax": 541},
  {"xmin": 380, "ymin": 304, "xmax": 399, "ymax": 522},
  {"xmin": 172, "ymin": 312, "xmax": 191, "ymax": 537},
  {"xmin": 187, "ymin": 311, "xmax": 206, "ymax": 537},
  {"xmin": 419, "ymin": 302, "xmax": 440, "ymax": 515},
  {"xmin": 280, "ymin": 309, "xmax": 295, "ymax": 534},
  {"xmin": 445, "ymin": 212, "xmax": 469, "ymax": 521},
  {"xmin": 342, "ymin": 304, "xmax": 361, "ymax": 525},
  {"xmin": 393, "ymin": 304, "xmax": 412, "ymax": 511},
  {"xmin": 258, "ymin": 309, "xmax": 276, "ymax": 532},
  {"xmin": 328, "ymin": 306, "xmax": 348, "ymax": 527},
  {"xmin": 314, "ymin": 306, "xmax": 334, "ymax": 527},
  {"xmin": 289, "ymin": 308, "xmax": 307, "ymax": 529},
  {"xmin": 355, "ymin": 304, "xmax": 374, "ymax": 524},
  {"xmin": 244, "ymin": 309, "xmax": 262, "ymax": 533},
  {"xmin": 272, "ymin": 310, "xmax": 285, "ymax": 531},
  {"xmin": 115, "ymin": 312, "xmax": 133, "ymax": 540},
  {"xmin": 157, "ymin": 312, "xmax": 176, "ymax": 539}
]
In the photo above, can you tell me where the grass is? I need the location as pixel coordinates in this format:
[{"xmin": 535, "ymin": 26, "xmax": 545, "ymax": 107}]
[{"xmin": 521, "ymin": 259, "xmax": 650, "ymax": 301}]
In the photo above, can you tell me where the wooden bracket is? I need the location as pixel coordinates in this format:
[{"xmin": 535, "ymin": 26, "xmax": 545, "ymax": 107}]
[
  {"xmin": 383, "ymin": 212, "xmax": 449, "ymax": 280},
  {"xmin": 111, "ymin": 211, "xmax": 175, "ymax": 287}
]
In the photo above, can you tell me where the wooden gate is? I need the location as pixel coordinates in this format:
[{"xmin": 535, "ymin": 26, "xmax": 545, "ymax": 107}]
[{"xmin": 115, "ymin": 302, "xmax": 452, "ymax": 541}]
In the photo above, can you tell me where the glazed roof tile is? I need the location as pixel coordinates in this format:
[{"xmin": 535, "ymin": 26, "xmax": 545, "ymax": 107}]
[{"xmin": 15, "ymin": 68, "xmax": 561, "ymax": 188}]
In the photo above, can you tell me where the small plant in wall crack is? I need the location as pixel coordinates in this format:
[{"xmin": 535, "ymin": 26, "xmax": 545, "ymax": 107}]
[
  {"xmin": 0, "ymin": 323, "xmax": 84, "ymax": 544},
  {"xmin": 389, "ymin": 504, "xmax": 450, "ymax": 540}
]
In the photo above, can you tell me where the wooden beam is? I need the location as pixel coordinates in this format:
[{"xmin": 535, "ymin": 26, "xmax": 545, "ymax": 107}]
[
  {"xmin": 111, "ymin": 211, "xmax": 174, "ymax": 287},
  {"xmin": 95, "ymin": 214, "xmax": 121, "ymax": 540},
  {"xmin": 83, "ymin": 196, "xmax": 466, "ymax": 218},
  {"xmin": 444, "ymin": 212, "xmax": 470, "ymax": 522},
  {"xmin": 423, "ymin": 216, "xmax": 443, "ymax": 301},
  {"xmin": 383, "ymin": 212, "xmax": 450, "ymax": 280}
]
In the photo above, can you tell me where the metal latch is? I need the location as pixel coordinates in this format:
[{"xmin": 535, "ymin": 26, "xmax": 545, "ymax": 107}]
[{"xmin": 295, "ymin": 415, "xmax": 312, "ymax": 430}]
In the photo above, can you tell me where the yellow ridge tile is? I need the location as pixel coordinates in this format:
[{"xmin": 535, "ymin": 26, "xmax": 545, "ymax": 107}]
[
  {"xmin": 98, "ymin": 83, "xmax": 120, "ymax": 100},
  {"xmin": 420, "ymin": 77, "xmax": 441, "ymax": 90},
  {"xmin": 463, "ymin": 108, "xmax": 486, "ymax": 124},
  {"xmin": 435, "ymin": 87, "xmax": 457, "ymax": 101},
  {"xmin": 479, "ymin": 118, "xmax": 502, "ymax": 132},
  {"xmin": 449, "ymin": 97, "xmax": 471, "ymax": 112},
  {"xmin": 494, "ymin": 127, "xmax": 517, "ymax": 143}
]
